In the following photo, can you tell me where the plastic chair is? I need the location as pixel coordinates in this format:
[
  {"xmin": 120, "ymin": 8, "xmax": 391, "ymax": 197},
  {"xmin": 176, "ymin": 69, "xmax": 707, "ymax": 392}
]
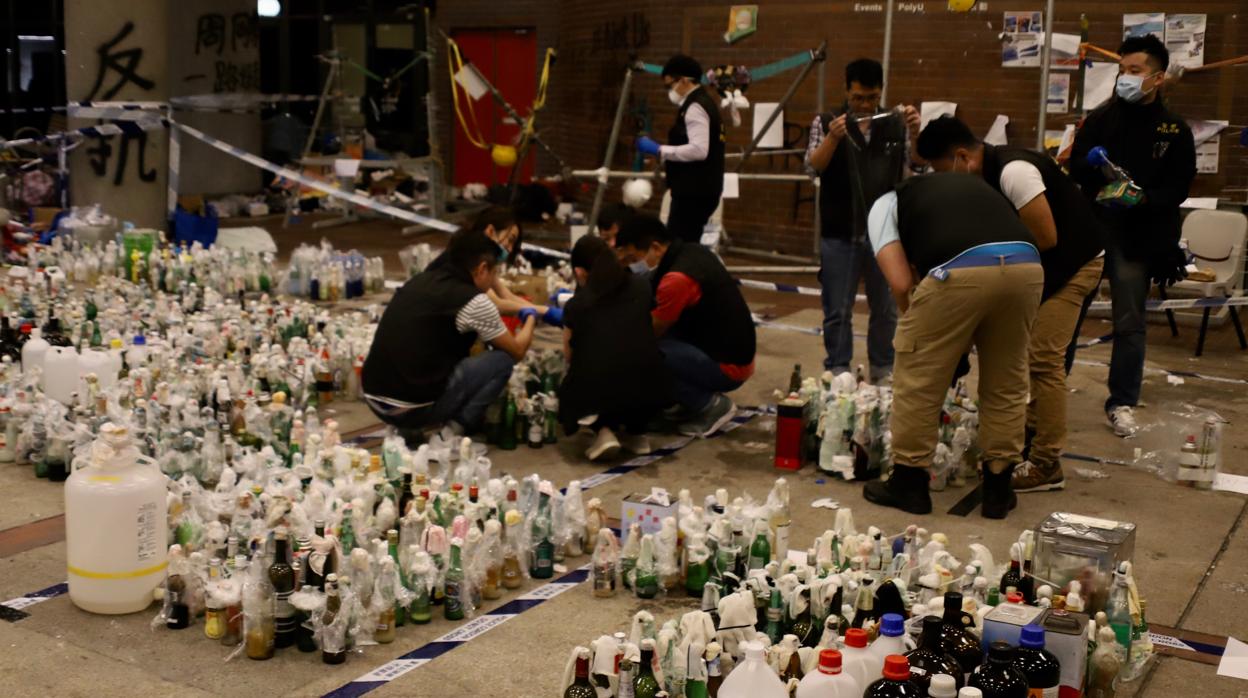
[{"xmin": 1173, "ymin": 209, "xmax": 1248, "ymax": 356}]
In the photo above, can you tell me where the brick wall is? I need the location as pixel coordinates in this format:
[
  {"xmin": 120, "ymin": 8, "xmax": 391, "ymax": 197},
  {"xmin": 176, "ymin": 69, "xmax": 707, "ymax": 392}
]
[{"xmin": 432, "ymin": 1, "xmax": 1247, "ymax": 256}]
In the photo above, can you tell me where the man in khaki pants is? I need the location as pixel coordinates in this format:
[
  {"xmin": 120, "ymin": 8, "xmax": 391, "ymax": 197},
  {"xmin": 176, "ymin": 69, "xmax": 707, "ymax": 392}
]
[
  {"xmin": 917, "ymin": 117, "xmax": 1106, "ymax": 493},
  {"xmin": 864, "ymin": 173, "xmax": 1043, "ymax": 518}
]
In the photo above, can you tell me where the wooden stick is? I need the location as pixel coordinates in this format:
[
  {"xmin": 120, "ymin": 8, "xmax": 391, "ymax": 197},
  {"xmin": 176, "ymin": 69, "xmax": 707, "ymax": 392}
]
[{"xmin": 1184, "ymin": 54, "xmax": 1248, "ymax": 73}]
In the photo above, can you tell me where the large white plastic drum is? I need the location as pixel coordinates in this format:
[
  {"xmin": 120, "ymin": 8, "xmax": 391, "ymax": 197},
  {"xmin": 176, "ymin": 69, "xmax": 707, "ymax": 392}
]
[{"xmin": 65, "ymin": 423, "xmax": 168, "ymax": 614}]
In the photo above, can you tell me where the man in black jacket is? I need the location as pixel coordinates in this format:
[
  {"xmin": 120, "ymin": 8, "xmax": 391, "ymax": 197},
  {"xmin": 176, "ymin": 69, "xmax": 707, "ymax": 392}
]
[
  {"xmin": 637, "ymin": 54, "xmax": 726, "ymax": 244},
  {"xmin": 918, "ymin": 116, "xmax": 1106, "ymax": 493},
  {"xmin": 1069, "ymin": 35, "xmax": 1196, "ymax": 438}
]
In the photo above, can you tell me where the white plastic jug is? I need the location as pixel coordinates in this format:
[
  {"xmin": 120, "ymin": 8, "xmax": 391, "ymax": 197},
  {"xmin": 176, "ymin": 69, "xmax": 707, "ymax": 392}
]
[
  {"xmin": 78, "ymin": 349, "xmax": 115, "ymax": 391},
  {"xmin": 718, "ymin": 641, "xmax": 788, "ymax": 698},
  {"xmin": 65, "ymin": 423, "xmax": 168, "ymax": 614},
  {"xmin": 20, "ymin": 328, "xmax": 49, "ymax": 387},
  {"xmin": 43, "ymin": 346, "xmax": 80, "ymax": 405},
  {"xmin": 796, "ymin": 649, "xmax": 861, "ymax": 698}
]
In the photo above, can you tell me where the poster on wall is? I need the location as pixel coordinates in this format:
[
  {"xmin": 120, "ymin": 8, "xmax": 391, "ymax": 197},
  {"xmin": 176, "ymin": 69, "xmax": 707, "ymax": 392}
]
[
  {"xmin": 1165, "ymin": 14, "xmax": 1206, "ymax": 68},
  {"xmin": 1047, "ymin": 73, "xmax": 1070, "ymax": 114},
  {"xmin": 1123, "ymin": 13, "xmax": 1165, "ymax": 40},
  {"xmin": 724, "ymin": 5, "xmax": 758, "ymax": 43},
  {"xmin": 1083, "ymin": 62, "xmax": 1118, "ymax": 110},
  {"xmin": 1046, "ymin": 33, "xmax": 1082, "ymax": 69},
  {"xmin": 1196, "ymin": 140, "xmax": 1219, "ymax": 174},
  {"xmin": 1002, "ymin": 11, "xmax": 1043, "ymax": 67}
]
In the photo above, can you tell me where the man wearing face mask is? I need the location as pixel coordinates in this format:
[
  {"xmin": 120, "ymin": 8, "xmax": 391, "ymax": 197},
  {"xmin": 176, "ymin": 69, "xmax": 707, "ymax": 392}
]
[
  {"xmin": 637, "ymin": 54, "xmax": 726, "ymax": 244},
  {"xmin": 614, "ymin": 214, "xmax": 755, "ymax": 437},
  {"xmin": 1069, "ymin": 35, "xmax": 1196, "ymax": 438}
]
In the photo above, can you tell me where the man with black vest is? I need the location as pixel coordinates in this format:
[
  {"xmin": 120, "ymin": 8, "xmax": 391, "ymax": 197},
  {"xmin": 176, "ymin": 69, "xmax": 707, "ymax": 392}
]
[
  {"xmin": 864, "ymin": 173, "xmax": 1043, "ymax": 518},
  {"xmin": 615, "ymin": 214, "xmax": 756, "ymax": 437},
  {"xmin": 362, "ymin": 227, "xmax": 536, "ymax": 438},
  {"xmin": 805, "ymin": 58, "xmax": 922, "ymax": 382},
  {"xmin": 637, "ymin": 54, "xmax": 725, "ymax": 245},
  {"xmin": 917, "ymin": 115, "xmax": 1106, "ymax": 493}
]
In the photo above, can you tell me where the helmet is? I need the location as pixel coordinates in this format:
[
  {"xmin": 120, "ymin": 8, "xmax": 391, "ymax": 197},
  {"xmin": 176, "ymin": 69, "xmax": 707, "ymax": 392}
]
[
  {"xmin": 491, "ymin": 144, "xmax": 518, "ymax": 168},
  {"xmin": 948, "ymin": 0, "xmax": 978, "ymax": 11}
]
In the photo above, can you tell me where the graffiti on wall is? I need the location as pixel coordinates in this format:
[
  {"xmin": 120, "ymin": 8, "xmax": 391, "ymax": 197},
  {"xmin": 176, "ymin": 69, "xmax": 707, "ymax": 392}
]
[
  {"xmin": 188, "ymin": 12, "xmax": 260, "ymax": 92},
  {"xmin": 83, "ymin": 21, "xmax": 158, "ymax": 186},
  {"xmin": 85, "ymin": 21, "xmax": 156, "ymax": 101}
]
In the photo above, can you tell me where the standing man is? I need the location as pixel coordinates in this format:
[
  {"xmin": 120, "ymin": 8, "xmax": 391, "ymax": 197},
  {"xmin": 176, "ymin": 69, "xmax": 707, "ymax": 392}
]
[
  {"xmin": 917, "ymin": 116, "xmax": 1106, "ymax": 492},
  {"xmin": 615, "ymin": 214, "xmax": 756, "ymax": 437},
  {"xmin": 1069, "ymin": 35, "xmax": 1196, "ymax": 437},
  {"xmin": 863, "ymin": 173, "xmax": 1042, "ymax": 518},
  {"xmin": 637, "ymin": 54, "xmax": 726, "ymax": 244},
  {"xmin": 805, "ymin": 58, "xmax": 922, "ymax": 383}
]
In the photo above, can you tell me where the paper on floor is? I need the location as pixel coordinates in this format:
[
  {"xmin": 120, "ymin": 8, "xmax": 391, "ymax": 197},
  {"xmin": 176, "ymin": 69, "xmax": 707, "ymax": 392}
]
[{"xmin": 1216, "ymin": 636, "xmax": 1248, "ymax": 680}]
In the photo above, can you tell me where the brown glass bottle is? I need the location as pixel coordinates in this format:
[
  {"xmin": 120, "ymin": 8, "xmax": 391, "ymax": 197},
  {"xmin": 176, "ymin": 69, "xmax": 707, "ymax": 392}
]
[
  {"xmin": 938, "ymin": 592, "xmax": 983, "ymax": 675},
  {"xmin": 905, "ymin": 615, "xmax": 964, "ymax": 692},
  {"xmin": 321, "ymin": 575, "xmax": 346, "ymax": 664},
  {"xmin": 563, "ymin": 653, "xmax": 597, "ymax": 698}
]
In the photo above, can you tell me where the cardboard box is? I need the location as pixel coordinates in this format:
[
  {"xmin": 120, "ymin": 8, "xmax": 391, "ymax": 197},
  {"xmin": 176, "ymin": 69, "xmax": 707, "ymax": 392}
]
[
  {"xmin": 621, "ymin": 492, "xmax": 678, "ymax": 537},
  {"xmin": 1041, "ymin": 608, "xmax": 1089, "ymax": 698},
  {"xmin": 982, "ymin": 602, "xmax": 1045, "ymax": 650}
]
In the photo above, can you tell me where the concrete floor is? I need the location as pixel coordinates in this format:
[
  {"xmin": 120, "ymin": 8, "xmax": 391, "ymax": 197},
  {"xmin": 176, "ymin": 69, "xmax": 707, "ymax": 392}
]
[{"xmin": 1, "ymin": 216, "xmax": 1246, "ymax": 697}]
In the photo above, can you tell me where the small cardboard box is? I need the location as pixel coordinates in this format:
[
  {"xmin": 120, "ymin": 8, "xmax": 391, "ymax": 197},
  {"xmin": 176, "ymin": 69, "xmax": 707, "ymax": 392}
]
[
  {"xmin": 621, "ymin": 491, "xmax": 678, "ymax": 537},
  {"xmin": 982, "ymin": 602, "xmax": 1045, "ymax": 650},
  {"xmin": 1041, "ymin": 608, "xmax": 1089, "ymax": 698}
]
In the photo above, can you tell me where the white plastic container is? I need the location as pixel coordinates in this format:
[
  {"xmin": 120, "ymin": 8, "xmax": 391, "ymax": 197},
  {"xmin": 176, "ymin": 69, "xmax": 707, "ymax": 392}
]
[
  {"xmin": 841, "ymin": 627, "xmax": 877, "ymax": 690},
  {"xmin": 43, "ymin": 346, "xmax": 80, "ymax": 404},
  {"xmin": 796, "ymin": 649, "xmax": 861, "ymax": 698},
  {"xmin": 65, "ymin": 423, "xmax": 168, "ymax": 614},
  {"xmin": 867, "ymin": 613, "xmax": 910, "ymax": 679},
  {"xmin": 78, "ymin": 349, "xmax": 115, "ymax": 390},
  {"xmin": 718, "ymin": 641, "xmax": 787, "ymax": 698},
  {"xmin": 20, "ymin": 328, "xmax": 49, "ymax": 385},
  {"xmin": 929, "ymin": 674, "xmax": 959, "ymax": 697}
]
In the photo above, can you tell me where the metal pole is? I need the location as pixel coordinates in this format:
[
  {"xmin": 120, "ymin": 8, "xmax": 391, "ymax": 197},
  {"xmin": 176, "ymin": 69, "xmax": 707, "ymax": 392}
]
[
  {"xmin": 1074, "ymin": 14, "xmax": 1089, "ymax": 114},
  {"xmin": 424, "ymin": 8, "xmax": 444, "ymax": 219},
  {"xmin": 817, "ymin": 57, "xmax": 826, "ymax": 114},
  {"xmin": 734, "ymin": 42, "xmax": 827, "ymax": 172},
  {"xmin": 302, "ymin": 55, "xmax": 339, "ymax": 159},
  {"xmin": 586, "ymin": 64, "xmax": 639, "ymax": 235},
  {"xmin": 881, "ymin": 0, "xmax": 895, "ymax": 107},
  {"xmin": 1036, "ymin": 0, "xmax": 1057, "ymax": 150}
]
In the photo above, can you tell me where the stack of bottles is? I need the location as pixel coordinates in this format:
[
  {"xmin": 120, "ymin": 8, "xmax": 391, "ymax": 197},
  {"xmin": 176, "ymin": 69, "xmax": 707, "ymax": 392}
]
[
  {"xmin": 564, "ymin": 482, "xmax": 1152, "ymax": 698},
  {"xmin": 482, "ymin": 349, "xmax": 566, "ymax": 450},
  {"xmin": 286, "ymin": 241, "xmax": 387, "ymax": 300}
]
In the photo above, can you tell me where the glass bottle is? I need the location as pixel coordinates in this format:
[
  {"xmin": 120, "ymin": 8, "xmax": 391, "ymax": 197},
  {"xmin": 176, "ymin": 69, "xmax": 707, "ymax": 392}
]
[
  {"xmin": 295, "ymin": 584, "xmax": 319, "ymax": 652},
  {"xmin": 765, "ymin": 589, "xmax": 784, "ymax": 644},
  {"xmin": 634, "ymin": 640, "xmax": 662, "ymax": 698},
  {"xmin": 564, "ymin": 651, "xmax": 597, "ymax": 698},
  {"xmin": 321, "ymin": 574, "xmax": 346, "ymax": 664},
  {"xmin": 591, "ymin": 529, "xmax": 618, "ymax": 598},
  {"xmin": 444, "ymin": 538, "xmax": 466, "ymax": 621},
  {"xmin": 245, "ymin": 558, "xmax": 276, "ymax": 660},
  {"xmin": 221, "ymin": 554, "xmax": 247, "ymax": 647},
  {"xmin": 530, "ymin": 492, "xmax": 555, "ymax": 579},
  {"xmin": 499, "ymin": 394, "xmax": 517, "ymax": 450},
  {"xmin": 1012, "ymin": 625, "xmax": 1060, "ymax": 698},
  {"xmin": 967, "ymin": 642, "xmax": 1028, "ymax": 698},
  {"xmin": 747, "ymin": 521, "xmax": 771, "ymax": 571},
  {"xmin": 387, "ymin": 529, "xmax": 409, "ymax": 626},
  {"xmin": 938, "ymin": 592, "xmax": 983, "ymax": 675},
  {"xmin": 203, "ymin": 557, "xmax": 225, "ymax": 639},
  {"xmin": 904, "ymin": 616, "xmax": 963, "ymax": 693},
  {"xmin": 633, "ymin": 535, "xmax": 660, "ymax": 600},
  {"xmin": 165, "ymin": 556, "xmax": 191, "ymax": 630},
  {"xmin": 1105, "ymin": 563, "xmax": 1133, "ymax": 658},
  {"xmin": 269, "ymin": 529, "xmax": 297, "ymax": 649}
]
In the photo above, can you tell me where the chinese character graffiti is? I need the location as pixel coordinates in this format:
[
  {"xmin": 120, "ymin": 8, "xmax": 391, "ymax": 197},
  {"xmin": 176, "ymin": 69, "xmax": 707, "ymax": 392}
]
[{"xmin": 86, "ymin": 21, "xmax": 156, "ymax": 101}]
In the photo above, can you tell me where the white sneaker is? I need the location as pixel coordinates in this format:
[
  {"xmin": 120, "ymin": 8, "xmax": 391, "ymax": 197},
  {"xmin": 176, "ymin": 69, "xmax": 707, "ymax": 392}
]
[
  {"xmin": 620, "ymin": 433, "xmax": 652, "ymax": 455},
  {"xmin": 1107, "ymin": 406, "xmax": 1139, "ymax": 437},
  {"xmin": 586, "ymin": 427, "xmax": 621, "ymax": 461}
]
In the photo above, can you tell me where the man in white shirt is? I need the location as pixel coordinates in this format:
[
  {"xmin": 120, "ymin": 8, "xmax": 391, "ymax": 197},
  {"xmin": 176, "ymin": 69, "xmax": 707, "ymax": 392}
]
[
  {"xmin": 637, "ymin": 54, "xmax": 725, "ymax": 244},
  {"xmin": 917, "ymin": 116, "xmax": 1106, "ymax": 493}
]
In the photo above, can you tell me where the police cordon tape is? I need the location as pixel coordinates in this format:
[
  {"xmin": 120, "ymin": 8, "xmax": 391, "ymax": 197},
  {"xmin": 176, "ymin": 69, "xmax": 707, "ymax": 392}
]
[
  {"xmin": 2, "ymin": 95, "xmax": 328, "ymax": 117},
  {"xmin": 0, "ymin": 117, "xmax": 167, "ymax": 150}
]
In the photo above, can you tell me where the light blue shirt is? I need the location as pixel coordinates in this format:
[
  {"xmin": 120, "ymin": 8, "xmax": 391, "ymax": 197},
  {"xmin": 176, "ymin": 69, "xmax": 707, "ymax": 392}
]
[{"xmin": 866, "ymin": 190, "xmax": 900, "ymax": 256}]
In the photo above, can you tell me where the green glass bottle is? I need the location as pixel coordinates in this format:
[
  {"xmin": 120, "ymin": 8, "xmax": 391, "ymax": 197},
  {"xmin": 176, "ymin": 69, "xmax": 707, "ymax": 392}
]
[
  {"xmin": 634, "ymin": 535, "xmax": 659, "ymax": 600},
  {"xmin": 499, "ymin": 395, "xmax": 517, "ymax": 450},
  {"xmin": 387, "ymin": 530, "xmax": 408, "ymax": 626},
  {"xmin": 747, "ymin": 522, "xmax": 771, "ymax": 571},
  {"xmin": 530, "ymin": 493, "xmax": 555, "ymax": 579},
  {"xmin": 685, "ymin": 550, "xmax": 710, "ymax": 598},
  {"xmin": 765, "ymin": 588, "xmax": 784, "ymax": 644},
  {"xmin": 633, "ymin": 642, "xmax": 661, "ymax": 698},
  {"xmin": 563, "ymin": 652, "xmax": 597, "ymax": 698},
  {"xmin": 339, "ymin": 507, "xmax": 356, "ymax": 553},
  {"xmin": 443, "ymin": 539, "xmax": 466, "ymax": 621}
]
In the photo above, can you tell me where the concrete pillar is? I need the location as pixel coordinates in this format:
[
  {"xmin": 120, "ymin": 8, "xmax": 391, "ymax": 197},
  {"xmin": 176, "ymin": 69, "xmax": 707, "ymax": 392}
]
[{"xmin": 64, "ymin": 0, "xmax": 169, "ymax": 229}]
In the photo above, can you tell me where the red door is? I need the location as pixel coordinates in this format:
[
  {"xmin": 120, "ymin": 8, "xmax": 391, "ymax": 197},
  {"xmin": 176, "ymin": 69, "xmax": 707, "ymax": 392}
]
[{"xmin": 451, "ymin": 28, "xmax": 537, "ymax": 188}]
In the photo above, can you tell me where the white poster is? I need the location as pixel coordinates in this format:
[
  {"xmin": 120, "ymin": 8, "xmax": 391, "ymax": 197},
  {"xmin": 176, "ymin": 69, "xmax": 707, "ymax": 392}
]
[
  {"xmin": 1044, "ymin": 32, "xmax": 1082, "ymax": 69},
  {"xmin": 752, "ymin": 103, "xmax": 784, "ymax": 148},
  {"xmin": 1196, "ymin": 140, "xmax": 1219, "ymax": 174},
  {"xmin": 1083, "ymin": 62, "xmax": 1118, "ymax": 111},
  {"xmin": 1165, "ymin": 14, "xmax": 1207, "ymax": 69},
  {"xmin": 1123, "ymin": 13, "xmax": 1165, "ymax": 41},
  {"xmin": 1002, "ymin": 11, "xmax": 1043, "ymax": 67},
  {"xmin": 1047, "ymin": 73, "xmax": 1070, "ymax": 114},
  {"xmin": 984, "ymin": 115, "xmax": 1010, "ymax": 146},
  {"xmin": 920, "ymin": 101, "xmax": 958, "ymax": 130}
]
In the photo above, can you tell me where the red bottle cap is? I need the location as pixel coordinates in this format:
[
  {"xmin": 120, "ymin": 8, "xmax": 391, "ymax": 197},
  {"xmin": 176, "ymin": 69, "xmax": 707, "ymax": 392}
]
[
  {"xmin": 1007, "ymin": 591, "xmax": 1024, "ymax": 604},
  {"xmin": 844, "ymin": 628, "xmax": 868, "ymax": 648},
  {"xmin": 882, "ymin": 655, "xmax": 911, "ymax": 681},
  {"xmin": 452, "ymin": 483, "xmax": 464, "ymax": 492},
  {"xmin": 817, "ymin": 649, "xmax": 843, "ymax": 674},
  {"xmin": 420, "ymin": 489, "xmax": 430, "ymax": 499}
]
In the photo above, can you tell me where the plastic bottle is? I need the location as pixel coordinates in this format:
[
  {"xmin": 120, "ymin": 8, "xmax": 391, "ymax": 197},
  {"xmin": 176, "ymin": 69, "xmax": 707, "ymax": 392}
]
[
  {"xmin": 1013, "ymin": 625, "xmax": 1060, "ymax": 698},
  {"xmin": 864, "ymin": 655, "xmax": 924, "ymax": 697},
  {"xmin": 841, "ymin": 627, "xmax": 877, "ymax": 690},
  {"xmin": 967, "ymin": 642, "xmax": 1028, "ymax": 698},
  {"xmin": 867, "ymin": 613, "xmax": 909, "ymax": 677},
  {"xmin": 796, "ymin": 649, "xmax": 861, "ymax": 698},
  {"xmin": 959, "ymin": 689, "xmax": 984, "ymax": 698},
  {"xmin": 20, "ymin": 327, "xmax": 49, "ymax": 378},
  {"xmin": 906, "ymin": 616, "xmax": 963, "ymax": 692},
  {"xmin": 928, "ymin": 674, "xmax": 959, "ymax": 697},
  {"xmin": 717, "ymin": 641, "xmax": 787, "ymax": 698},
  {"xmin": 65, "ymin": 423, "xmax": 168, "ymax": 613}
]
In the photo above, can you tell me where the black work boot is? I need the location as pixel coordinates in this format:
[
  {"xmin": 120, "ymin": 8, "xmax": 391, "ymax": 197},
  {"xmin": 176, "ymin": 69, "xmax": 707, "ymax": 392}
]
[
  {"xmin": 863, "ymin": 464, "xmax": 932, "ymax": 515},
  {"xmin": 981, "ymin": 462, "xmax": 1019, "ymax": 519}
]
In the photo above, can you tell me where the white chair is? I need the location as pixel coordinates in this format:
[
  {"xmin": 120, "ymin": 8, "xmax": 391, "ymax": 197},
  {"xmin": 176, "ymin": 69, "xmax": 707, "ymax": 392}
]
[{"xmin": 1172, "ymin": 209, "xmax": 1248, "ymax": 356}]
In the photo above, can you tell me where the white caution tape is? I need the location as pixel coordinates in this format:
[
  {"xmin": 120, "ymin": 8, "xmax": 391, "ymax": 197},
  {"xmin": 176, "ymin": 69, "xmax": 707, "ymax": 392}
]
[{"xmin": 0, "ymin": 119, "xmax": 167, "ymax": 150}]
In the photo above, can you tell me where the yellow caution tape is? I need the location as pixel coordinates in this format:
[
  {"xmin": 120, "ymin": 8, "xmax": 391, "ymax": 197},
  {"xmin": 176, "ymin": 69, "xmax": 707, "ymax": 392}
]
[{"xmin": 68, "ymin": 561, "xmax": 168, "ymax": 580}]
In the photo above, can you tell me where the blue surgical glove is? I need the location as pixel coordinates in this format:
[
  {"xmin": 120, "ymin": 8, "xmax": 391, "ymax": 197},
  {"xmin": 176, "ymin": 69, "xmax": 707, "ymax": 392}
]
[
  {"xmin": 542, "ymin": 306, "xmax": 564, "ymax": 327},
  {"xmin": 518, "ymin": 307, "xmax": 538, "ymax": 323},
  {"xmin": 637, "ymin": 136, "xmax": 661, "ymax": 157}
]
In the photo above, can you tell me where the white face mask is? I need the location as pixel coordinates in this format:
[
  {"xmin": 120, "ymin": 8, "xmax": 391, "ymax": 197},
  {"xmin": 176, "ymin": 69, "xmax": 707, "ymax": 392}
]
[
  {"xmin": 629, "ymin": 260, "xmax": 652, "ymax": 275},
  {"xmin": 668, "ymin": 87, "xmax": 685, "ymax": 107},
  {"xmin": 1115, "ymin": 73, "xmax": 1156, "ymax": 103}
]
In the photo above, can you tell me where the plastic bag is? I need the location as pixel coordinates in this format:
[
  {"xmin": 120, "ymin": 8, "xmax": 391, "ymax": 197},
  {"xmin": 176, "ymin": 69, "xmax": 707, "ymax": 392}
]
[{"xmin": 1132, "ymin": 403, "xmax": 1227, "ymax": 487}]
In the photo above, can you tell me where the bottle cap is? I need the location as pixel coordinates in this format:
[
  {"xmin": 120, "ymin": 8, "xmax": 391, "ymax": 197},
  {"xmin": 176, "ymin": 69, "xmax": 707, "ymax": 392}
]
[
  {"xmin": 844, "ymin": 628, "xmax": 868, "ymax": 648},
  {"xmin": 987, "ymin": 641, "xmax": 1015, "ymax": 663},
  {"xmin": 817, "ymin": 649, "xmax": 842, "ymax": 674},
  {"xmin": 133, "ymin": 335, "xmax": 146, "ymax": 345},
  {"xmin": 930, "ymin": 674, "xmax": 957, "ymax": 695},
  {"xmin": 943, "ymin": 592, "xmax": 964, "ymax": 610},
  {"xmin": 880, "ymin": 613, "xmax": 905, "ymax": 637},
  {"xmin": 958, "ymin": 688, "xmax": 983, "ymax": 698},
  {"xmin": 743, "ymin": 641, "xmax": 766, "ymax": 662},
  {"xmin": 882, "ymin": 655, "xmax": 910, "ymax": 681},
  {"xmin": 1007, "ymin": 591, "xmax": 1024, "ymax": 604},
  {"xmin": 1020, "ymin": 624, "xmax": 1046, "ymax": 649}
]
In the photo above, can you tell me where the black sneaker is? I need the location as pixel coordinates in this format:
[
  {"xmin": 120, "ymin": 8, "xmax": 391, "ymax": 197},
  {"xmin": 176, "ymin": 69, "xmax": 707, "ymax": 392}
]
[
  {"xmin": 982, "ymin": 463, "xmax": 1019, "ymax": 519},
  {"xmin": 863, "ymin": 465, "xmax": 932, "ymax": 515}
]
